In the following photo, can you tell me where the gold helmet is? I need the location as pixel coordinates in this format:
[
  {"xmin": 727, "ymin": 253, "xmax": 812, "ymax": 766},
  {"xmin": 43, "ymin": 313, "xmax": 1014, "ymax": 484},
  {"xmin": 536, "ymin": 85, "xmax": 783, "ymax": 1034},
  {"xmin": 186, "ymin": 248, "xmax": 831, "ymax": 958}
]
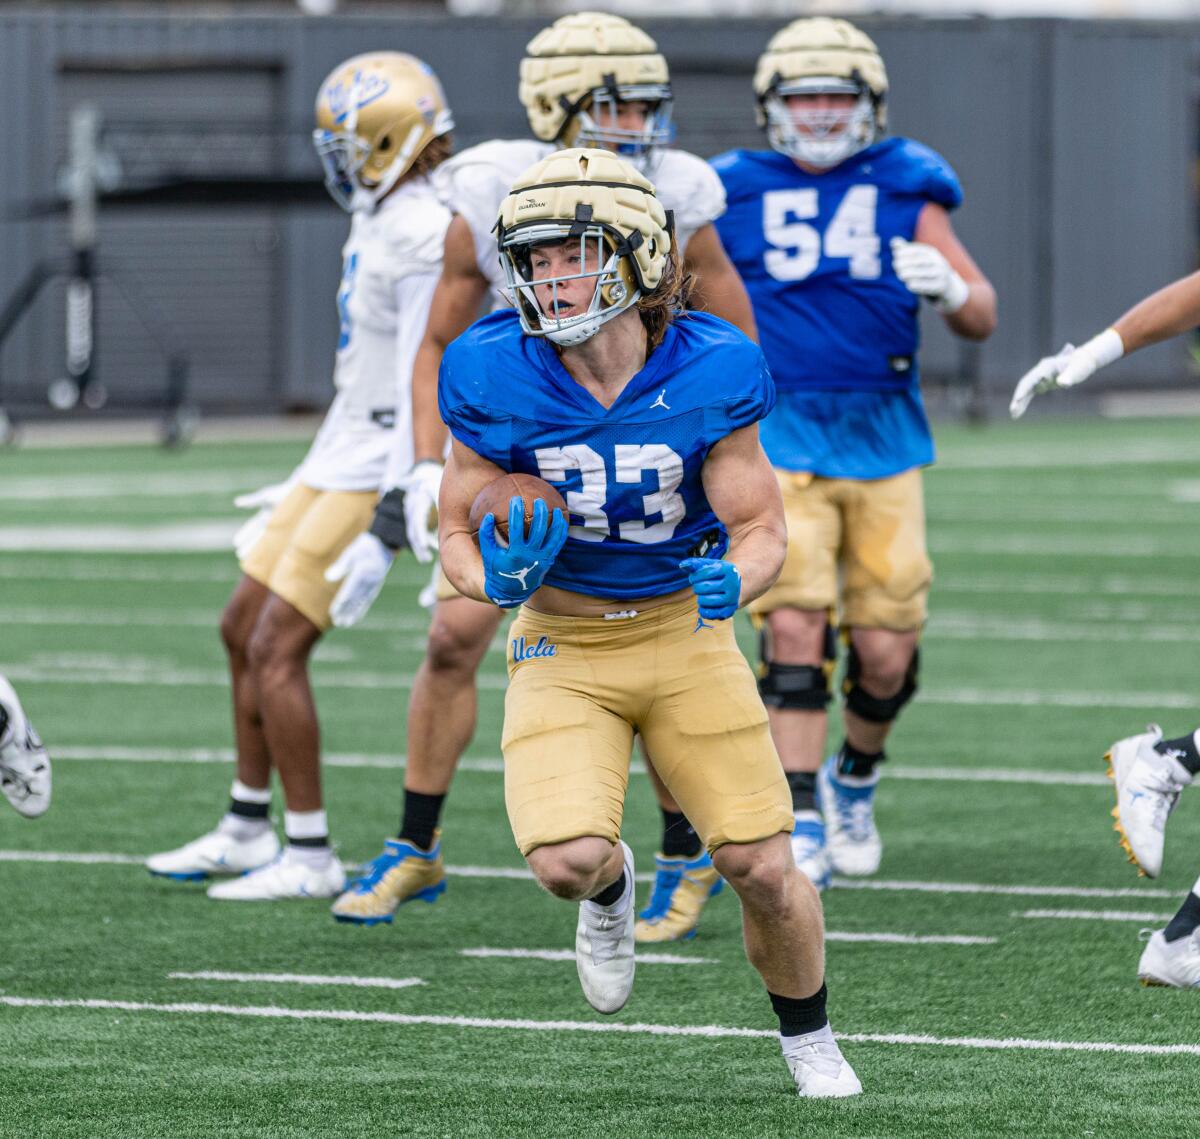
[
  {"xmin": 495, "ymin": 148, "xmax": 672, "ymax": 347},
  {"xmin": 312, "ymin": 52, "xmax": 453, "ymax": 212},
  {"xmin": 519, "ymin": 13, "xmax": 673, "ymax": 172},
  {"xmin": 753, "ymin": 18, "xmax": 887, "ymax": 168}
]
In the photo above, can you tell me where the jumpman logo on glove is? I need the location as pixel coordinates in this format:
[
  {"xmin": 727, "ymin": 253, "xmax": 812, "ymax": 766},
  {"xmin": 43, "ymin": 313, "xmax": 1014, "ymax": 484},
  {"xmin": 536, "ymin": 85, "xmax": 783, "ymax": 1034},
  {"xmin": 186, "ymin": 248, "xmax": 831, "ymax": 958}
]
[{"xmin": 497, "ymin": 561, "xmax": 540, "ymax": 591}]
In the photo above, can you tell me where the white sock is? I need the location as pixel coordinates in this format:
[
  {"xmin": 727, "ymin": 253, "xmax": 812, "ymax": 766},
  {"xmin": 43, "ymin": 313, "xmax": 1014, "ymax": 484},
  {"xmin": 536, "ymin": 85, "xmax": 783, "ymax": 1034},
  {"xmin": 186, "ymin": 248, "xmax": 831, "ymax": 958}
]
[
  {"xmin": 286, "ymin": 842, "xmax": 334, "ymax": 870},
  {"xmin": 218, "ymin": 779, "xmax": 272, "ymax": 838},
  {"xmin": 218, "ymin": 812, "xmax": 271, "ymax": 840},
  {"xmin": 284, "ymin": 808, "xmax": 328, "ymax": 843}
]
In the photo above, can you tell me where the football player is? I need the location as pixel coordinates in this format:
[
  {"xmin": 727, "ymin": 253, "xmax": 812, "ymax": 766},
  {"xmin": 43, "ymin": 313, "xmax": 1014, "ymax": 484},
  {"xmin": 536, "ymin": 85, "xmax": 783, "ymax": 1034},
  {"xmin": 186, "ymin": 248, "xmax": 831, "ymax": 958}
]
[
  {"xmin": 145, "ymin": 53, "xmax": 454, "ymax": 900},
  {"xmin": 327, "ymin": 13, "xmax": 755, "ymax": 942},
  {"xmin": 437, "ymin": 148, "xmax": 860, "ymax": 1096},
  {"xmin": 709, "ymin": 18, "xmax": 996, "ymax": 888},
  {"xmin": 1012, "ymin": 269, "xmax": 1200, "ymax": 987},
  {"xmin": 0, "ymin": 674, "xmax": 51, "ymax": 818}
]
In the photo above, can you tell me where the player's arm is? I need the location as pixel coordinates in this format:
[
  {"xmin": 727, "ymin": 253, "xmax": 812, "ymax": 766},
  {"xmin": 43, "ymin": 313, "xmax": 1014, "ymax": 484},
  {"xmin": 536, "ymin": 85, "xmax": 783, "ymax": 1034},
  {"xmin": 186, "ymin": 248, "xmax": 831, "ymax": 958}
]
[
  {"xmin": 1010, "ymin": 269, "xmax": 1200, "ymax": 418},
  {"xmin": 1111, "ymin": 270, "xmax": 1200, "ymax": 354},
  {"xmin": 682, "ymin": 424, "xmax": 786, "ymax": 619},
  {"xmin": 411, "ymin": 216, "xmax": 492, "ymax": 464},
  {"xmin": 438, "ymin": 439, "xmax": 508, "ymax": 604},
  {"xmin": 892, "ymin": 202, "xmax": 996, "ymax": 342},
  {"xmin": 682, "ymin": 223, "xmax": 758, "ymax": 342}
]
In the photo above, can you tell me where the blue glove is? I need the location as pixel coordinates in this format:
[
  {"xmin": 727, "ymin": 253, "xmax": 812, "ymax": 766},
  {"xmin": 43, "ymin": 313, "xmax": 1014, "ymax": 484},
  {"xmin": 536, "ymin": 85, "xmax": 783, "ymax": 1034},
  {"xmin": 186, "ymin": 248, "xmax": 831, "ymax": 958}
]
[
  {"xmin": 679, "ymin": 557, "xmax": 742, "ymax": 621},
  {"xmin": 480, "ymin": 496, "xmax": 568, "ymax": 609}
]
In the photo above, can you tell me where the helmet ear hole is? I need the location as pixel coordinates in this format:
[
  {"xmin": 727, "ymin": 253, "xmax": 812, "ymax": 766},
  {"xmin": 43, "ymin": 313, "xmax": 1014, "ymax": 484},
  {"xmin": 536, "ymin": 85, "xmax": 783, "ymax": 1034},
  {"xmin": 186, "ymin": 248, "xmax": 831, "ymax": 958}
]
[{"xmin": 378, "ymin": 134, "xmax": 393, "ymax": 152}]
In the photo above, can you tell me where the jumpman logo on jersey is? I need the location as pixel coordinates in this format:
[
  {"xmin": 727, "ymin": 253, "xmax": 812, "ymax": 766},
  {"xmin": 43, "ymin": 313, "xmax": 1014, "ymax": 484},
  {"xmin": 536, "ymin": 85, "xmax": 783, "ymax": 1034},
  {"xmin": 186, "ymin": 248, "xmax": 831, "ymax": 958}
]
[
  {"xmin": 498, "ymin": 561, "xmax": 539, "ymax": 590},
  {"xmin": 650, "ymin": 388, "xmax": 670, "ymax": 411}
]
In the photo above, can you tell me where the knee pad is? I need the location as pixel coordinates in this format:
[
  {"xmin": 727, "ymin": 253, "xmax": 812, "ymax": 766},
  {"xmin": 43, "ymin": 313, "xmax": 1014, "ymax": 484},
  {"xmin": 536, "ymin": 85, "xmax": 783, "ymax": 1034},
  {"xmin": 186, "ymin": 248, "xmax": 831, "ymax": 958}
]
[
  {"xmin": 757, "ymin": 624, "xmax": 837, "ymax": 711},
  {"xmin": 843, "ymin": 644, "xmax": 919, "ymax": 724}
]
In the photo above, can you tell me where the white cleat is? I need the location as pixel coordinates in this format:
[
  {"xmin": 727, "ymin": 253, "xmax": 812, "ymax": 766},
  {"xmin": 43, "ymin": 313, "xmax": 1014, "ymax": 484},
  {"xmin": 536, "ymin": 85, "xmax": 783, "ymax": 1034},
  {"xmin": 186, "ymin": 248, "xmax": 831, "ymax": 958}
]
[
  {"xmin": 576, "ymin": 840, "xmax": 636, "ymax": 1015},
  {"xmin": 782, "ymin": 1026, "xmax": 863, "ymax": 1098},
  {"xmin": 819, "ymin": 757, "xmax": 882, "ymax": 877},
  {"xmin": 147, "ymin": 823, "xmax": 281, "ymax": 882},
  {"xmin": 1137, "ymin": 928, "xmax": 1200, "ymax": 989},
  {"xmin": 207, "ymin": 848, "xmax": 346, "ymax": 901},
  {"xmin": 1106, "ymin": 725, "xmax": 1192, "ymax": 879},
  {"xmin": 790, "ymin": 811, "xmax": 831, "ymax": 891},
  {"xmin": 0, "ymin": 674, "xmax": 51, "ymax": 818}
]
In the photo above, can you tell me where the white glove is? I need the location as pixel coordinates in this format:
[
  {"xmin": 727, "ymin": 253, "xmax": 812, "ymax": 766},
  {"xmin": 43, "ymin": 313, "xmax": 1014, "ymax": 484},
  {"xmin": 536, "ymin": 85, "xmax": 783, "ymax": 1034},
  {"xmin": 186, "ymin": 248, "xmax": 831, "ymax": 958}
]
[
  {"xmin": 324, "ymin": 531, "xmax": 395, "ymax": 628},
  {"xmin": 397, "ymin": 460, "xmax": 444, "ymax": 564},
  {"xmin": 890, "ymin": 237, "xmax": 970, "ymax": 313},
  {"xmin": 1008, "ymin": 329, "xmax": 1125, "ymax": 419},
  {"xmin": 232, "ymin": 480, "xmax": 293, "ymax": 562}
]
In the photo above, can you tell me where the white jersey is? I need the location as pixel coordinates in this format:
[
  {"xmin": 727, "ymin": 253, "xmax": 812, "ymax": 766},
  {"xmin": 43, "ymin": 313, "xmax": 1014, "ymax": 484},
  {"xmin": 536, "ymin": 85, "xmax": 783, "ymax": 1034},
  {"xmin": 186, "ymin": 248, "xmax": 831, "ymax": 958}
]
[
  {"xmin": 432, "ymin": 139, "xmax": 727, "ymax": 303},
  {"xmin": 297, "ymin": 176, "xmax": 450, "ymax": 492}
]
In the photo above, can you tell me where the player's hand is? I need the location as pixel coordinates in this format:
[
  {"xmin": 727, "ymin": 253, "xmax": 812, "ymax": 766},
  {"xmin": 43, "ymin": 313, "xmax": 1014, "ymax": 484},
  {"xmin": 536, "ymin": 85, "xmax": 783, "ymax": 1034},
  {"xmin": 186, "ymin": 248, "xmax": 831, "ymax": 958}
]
[
  {"xmin": 679, "ymin": 557, "xmax": 742, "ymax": 621},
  {"xmin": 1008, "ymin": 343, "xmax": 1079, "ymax": 419},
  {"xmin": 397, "ymin": 460, "xmax": 443, "ymax": 564},
  {"xmin": 231, "ymin": 480, "xmax": 292, "ymax": 562},
  {"xmin": 890, "ymin": 237, "xmax": 969, "ymax": 313},
  {"xmin": 324, "ymin": 532, "xmax": 395, "ymax": 628},
  {"xmin": 480, "ymin": 496, "xmax": 568, "ymax": 609},
  {"xmin": 1008, "ymin": 330, "xmax": 1125, "ymax": 419}
]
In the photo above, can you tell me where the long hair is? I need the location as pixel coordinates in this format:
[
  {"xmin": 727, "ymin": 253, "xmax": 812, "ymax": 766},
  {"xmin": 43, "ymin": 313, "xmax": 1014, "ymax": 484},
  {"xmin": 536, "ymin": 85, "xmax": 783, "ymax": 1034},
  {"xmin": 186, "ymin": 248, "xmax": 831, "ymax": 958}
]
[
  {"xmin": 637, "ymin": 243, "xmax": 693, "ymax": 351},
  {"xmin": 407, "ymin": 134, "xmax": 453, "ymax": 182}
]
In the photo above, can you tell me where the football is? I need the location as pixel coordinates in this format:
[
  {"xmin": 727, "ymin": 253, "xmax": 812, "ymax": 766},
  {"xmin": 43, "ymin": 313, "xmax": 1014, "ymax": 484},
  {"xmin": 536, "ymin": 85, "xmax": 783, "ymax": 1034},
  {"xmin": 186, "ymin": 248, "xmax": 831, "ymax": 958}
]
[{"xmin": 468, "ymin": 472, "xmax": 568, "ymax": 543}]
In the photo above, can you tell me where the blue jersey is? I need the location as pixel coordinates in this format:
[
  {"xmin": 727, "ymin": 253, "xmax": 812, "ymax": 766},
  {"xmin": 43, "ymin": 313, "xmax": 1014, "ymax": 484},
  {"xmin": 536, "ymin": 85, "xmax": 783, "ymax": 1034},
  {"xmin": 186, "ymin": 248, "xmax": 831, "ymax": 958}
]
[
  {"xmin": 711, "ymin": 138, "xmax": 963, "ymax": 479},
  {"xmin": 439, "ymin": 310, "xmax": 775, "ymax": 601}
]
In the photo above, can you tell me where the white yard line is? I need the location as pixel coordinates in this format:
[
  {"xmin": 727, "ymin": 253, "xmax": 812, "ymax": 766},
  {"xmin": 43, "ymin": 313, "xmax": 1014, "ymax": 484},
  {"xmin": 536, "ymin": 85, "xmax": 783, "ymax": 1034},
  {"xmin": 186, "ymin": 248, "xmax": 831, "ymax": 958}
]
[
  {"xmin": 0, "ymin": 472, "xmax": 283, "ymax": 501},
  {"xmin": 825, "ymin": 932, "xmax": 995, "ymax": 946},
  {"xmin": 928, "ymin": 615, "xmax": 1200, "ymax": 644},
  {"xmin": 936, "ymin": 442, "xmax": 1191, "ymax": 471},
  {"xmin": 3, "ymin": 559, "xmax": 1194, "ymax": 599},
  {"xmin": 1016, "ymin": 909, "xmax": 1176, "ymax": 923},
  {"xmin": 935, "ymin": 575, "xmax": 1198, "ymax": 598},
  {"xmin": 168, "ymin": 971, "xmax": 425, "ymax": 990},
  {"xmin": 49, "ymin": 746, "xmax": 1110, "ymax": 786},
  {"xmin": 10, "ymin": 664, "xmax": 1195, "ymax": 709},
  {"xmin": 0, "ymin": 523, "xmax": 239, "ymax": 553},
  {"xmin": 0, "ymin": 561, "xmax": 235, "ymax": 584},
  {"xmin": 3, "ymin": 996, "xmax": 1199, "ymax": 1056},
  {"xmin": 8, "ymin": 603, "xmax": 1199, "ymax": 646},
  {"xmin": 460, "ymin": 949, "xmax": 717, "ymax": 965},
  {"xmin": 0, "ymin": 850, "xmax": 145, "ymax": 865},
  {"xmin": 1, "ymin": 665, "xmax": 510, "ymax": 692},
  {"xmin": 0, "ymin": 850, "xmax": 1178, "ymax": 900},
  {"xmin": 930, "ymin": 534, "xmax": 1200, "ymax": 559},
  {"xmin": 832, "ymin": 879, "xmax": 1179, "ymax": 899},
  {"xmin": 0, "ymin": 607, "xmax": 429, "ymax": 633}
]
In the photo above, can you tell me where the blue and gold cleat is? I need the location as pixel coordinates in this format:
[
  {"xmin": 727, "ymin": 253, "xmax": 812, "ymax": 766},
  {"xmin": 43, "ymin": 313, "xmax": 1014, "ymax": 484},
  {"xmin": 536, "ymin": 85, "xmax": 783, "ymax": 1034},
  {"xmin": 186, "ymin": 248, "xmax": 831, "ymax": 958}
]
[
  {"xmin": 634, "ymin": 849, "xmax": 724, "ymax": 943},
  {"xmin": 331, "ymin": 833, "xmax": 446, "ymax": 926}
]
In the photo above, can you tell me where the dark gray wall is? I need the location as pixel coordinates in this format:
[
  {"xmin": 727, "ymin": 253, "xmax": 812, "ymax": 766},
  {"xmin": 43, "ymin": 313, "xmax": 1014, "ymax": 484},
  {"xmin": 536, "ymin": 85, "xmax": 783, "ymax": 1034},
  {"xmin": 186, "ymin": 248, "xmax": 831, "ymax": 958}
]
[{"xmin": 0, "ymin": 12, "xmax": 1196, "ymax": 412}]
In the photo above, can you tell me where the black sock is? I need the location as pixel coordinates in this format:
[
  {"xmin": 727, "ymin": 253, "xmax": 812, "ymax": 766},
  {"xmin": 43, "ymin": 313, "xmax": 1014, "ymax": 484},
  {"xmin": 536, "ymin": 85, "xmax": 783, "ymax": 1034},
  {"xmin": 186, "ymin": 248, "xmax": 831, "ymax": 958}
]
[
  {"xmin": 836, "ymin": 741, "xmax": 886, "ymax": 779},
  {"xmin": 770, "ymin": 983, "xmax": 828, "ymax": 1038},
  {"xmin": 1156, "ymin": 731, "xmax": 1200, "ymax": 776},
  {"xmin": 398, "ymin": 790, "xmax": 445, "ymax": 851},
  {"xmin": 786, "ymin": 771, "xmax": 818, "ymax": 813},
  {"xmin": 1164, "ymin": 892, "xmax": 1200, "ymax": 943},
  {"xmin": 288, "ymin": 834, "xmax": 329, "ymax": 849},
  {"xmin": 660, "ymin": 809, "xmax": 702, "ymax": 857},
  {"xmin": 228, "ymin": 797, "xmax": 269, "ymax": 822},
  {"xmin": 590, "ymin": 870, "xmax": 627, "ymax": 908}
]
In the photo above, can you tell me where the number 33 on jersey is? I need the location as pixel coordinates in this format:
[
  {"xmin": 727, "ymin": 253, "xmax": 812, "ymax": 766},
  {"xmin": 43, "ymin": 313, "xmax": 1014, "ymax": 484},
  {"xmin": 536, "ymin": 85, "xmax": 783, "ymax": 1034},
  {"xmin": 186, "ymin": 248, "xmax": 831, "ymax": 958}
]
[
  {"xmin": 711, "ymin": 137, "xmax": 963, "ymax": 394},
  {"xmin": 438, "ymin": 310, "xmax": 776, "ymax": 600}
]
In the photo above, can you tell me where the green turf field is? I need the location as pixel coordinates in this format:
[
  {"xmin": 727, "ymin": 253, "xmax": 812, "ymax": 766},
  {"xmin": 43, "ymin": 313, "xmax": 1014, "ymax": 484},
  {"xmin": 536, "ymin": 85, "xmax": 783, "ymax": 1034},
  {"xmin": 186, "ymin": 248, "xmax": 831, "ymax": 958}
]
[{"xmin": 2, "ymin": 415, "xmax": 1199, "ymax": 1138}]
